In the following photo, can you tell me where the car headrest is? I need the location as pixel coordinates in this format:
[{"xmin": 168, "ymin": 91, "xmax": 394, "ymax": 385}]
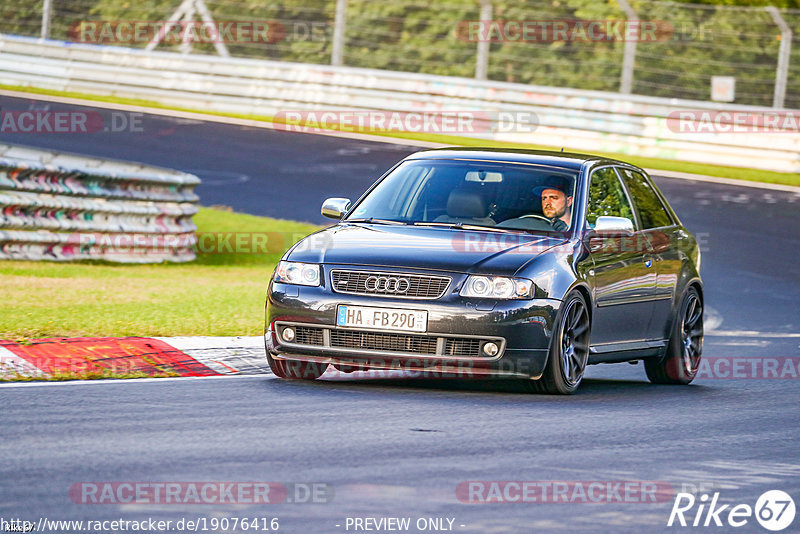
[{"xmin": 447, "ymin": 189, "xmax": 487, "ymax": 218}]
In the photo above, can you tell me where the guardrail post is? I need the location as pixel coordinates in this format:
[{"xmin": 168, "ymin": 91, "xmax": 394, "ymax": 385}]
[
  {"xmin": 766, "ymin": 7, "xmax": 792, "ymax": 109},
  {"xmin": 331, "ymin": 0, "xmax": 347, "ymax": 66},
  {"xmin": 475, "ymin": 0, "xmax": 492, "ymax": 80},
  {"xmin": 146, "ymin": 0, "xmax": 229, "ymax": 57},
  {"xmin": 196, "ymin": 0, "xmax": 229, "ymax": 57},
  {"xmin": 616, "ymin": 0, "xmax": 638, "ymax": 94},
  {"xmin": 41, "ymin": 0, "xmax": 53, "ymax": 40}
]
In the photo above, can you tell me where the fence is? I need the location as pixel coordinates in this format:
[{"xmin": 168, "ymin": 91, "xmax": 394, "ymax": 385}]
[
  {"xmin": 1, "ymin": 0, "xmax": 798, "ymax": 108},
  {"xmin": 0, "ymin": 142, "xmax": 200, "ymax": 262},
  {"xmin": 1, "ymin": 34, "xmax": 798, "ymax": 173}
]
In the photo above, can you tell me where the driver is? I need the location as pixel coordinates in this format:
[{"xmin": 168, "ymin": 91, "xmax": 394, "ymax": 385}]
[{"xmin": 538, "ymin": 177, "xmax": 573, "ymax": 231}]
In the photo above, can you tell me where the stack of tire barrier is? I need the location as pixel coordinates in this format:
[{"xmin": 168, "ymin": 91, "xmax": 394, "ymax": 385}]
[{"xmin": 0, "ymin": 143, "xmax": 200, "ymax": 262}]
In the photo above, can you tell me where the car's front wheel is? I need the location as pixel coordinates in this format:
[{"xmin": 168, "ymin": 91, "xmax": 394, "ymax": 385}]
[
  {"xmin": 528, "ymin": 290, "xmax": 591, "ymax": 394},
  {"xmin": 267, "ymin": 352, "xmax": 328, "ymax": 380},
  {"xmin": 645, "ymin": 286, "xmax": 703, "ymax": 385}
]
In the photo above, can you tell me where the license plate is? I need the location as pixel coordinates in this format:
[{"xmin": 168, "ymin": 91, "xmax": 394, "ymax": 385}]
[{"xmin": 336, "ymin": 305, "xmax": 428, "ymax": 333}]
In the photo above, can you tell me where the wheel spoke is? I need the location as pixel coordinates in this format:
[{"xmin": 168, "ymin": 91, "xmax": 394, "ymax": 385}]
[
  {"xmin": 569, "ymin": 358, "xmax": 579, "ymax": 382},
  {"xmin": 572, "ymin": 322, "xmax": 589, "ymax": 338},
  {"xmin": 685, "ymin": 299, "xmax": 702, "ymax": 328},
  {"xmin": 572, "ymin": 340, "xmax": 589, "ymax": 353},
  {"xmin": 685, "ymin": 298, "xmax": 697, "ymax": 323},
  {"xmin": 570, "ymin": 307, "xmax": 584, "ymax": 331},
  {"xmin": 560, "ymin": 297, "xmax": 590, "ymax": 387}
]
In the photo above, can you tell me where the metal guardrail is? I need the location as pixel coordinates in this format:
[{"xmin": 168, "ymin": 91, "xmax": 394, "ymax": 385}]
[
  {"xmin": 0, "ymin": 143, "xmax": 200, "ymax": 263},
  {"xmin": 0, "ymin": 34, "xmax": 798, "ymax": 173}
]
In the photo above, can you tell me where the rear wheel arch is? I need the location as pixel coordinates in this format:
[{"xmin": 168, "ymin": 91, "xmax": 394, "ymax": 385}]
[
  {"xmin": 688, "ymin": 281, "xmax": 703, "ymax": 304},
  {"xmin": 668, "ymin": 278, "xmax": 703, "ymax": 334},
  {"xmin": 645, "ymin": 284, "xmax": 703, "ymax": 385}
]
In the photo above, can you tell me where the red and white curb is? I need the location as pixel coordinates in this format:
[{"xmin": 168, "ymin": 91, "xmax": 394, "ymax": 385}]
[{"xmin": 0, "ymin": 336, "xmax": 271, "ymax": 380}]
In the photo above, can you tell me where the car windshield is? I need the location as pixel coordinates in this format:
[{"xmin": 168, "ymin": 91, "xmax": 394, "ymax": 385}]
[{"xmin": 345, "ymin": 159, "xmax": 578, "ymax": 232}]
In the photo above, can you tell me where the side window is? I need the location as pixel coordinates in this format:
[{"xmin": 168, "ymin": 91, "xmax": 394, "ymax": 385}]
[
  {"xmin": 617, "ymin": 168, "xmax": 673, "ymax": 229},
  {"xmin": 586, "ymin": 167, "xmax": 635, "ymax": 227}
]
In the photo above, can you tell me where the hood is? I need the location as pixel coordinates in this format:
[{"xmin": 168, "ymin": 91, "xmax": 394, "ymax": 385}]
[{"xmin": 286, "ymin": 223, "xmax": 568, "ymax": 276}]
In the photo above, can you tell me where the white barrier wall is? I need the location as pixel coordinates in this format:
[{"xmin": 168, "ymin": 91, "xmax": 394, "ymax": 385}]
[
  {"xmin": 0, "ymin": 143, "xmax": 200, "ymax": 262},
  {"xmin": 0, "ymin": 34, "xmax": 798, "ymax": 173}
]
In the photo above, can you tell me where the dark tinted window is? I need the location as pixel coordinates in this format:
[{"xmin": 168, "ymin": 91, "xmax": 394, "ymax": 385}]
[
  {"xmin": 617, "ymin": 168, "xmax": 673, "ymax": 229},
  {"xmin": 586, "ymin": 167, "xmax": 634, "ymax": 227},
  {"xmin": 347, "ymin": 160, "xmax": 578, "ymax": 232}
]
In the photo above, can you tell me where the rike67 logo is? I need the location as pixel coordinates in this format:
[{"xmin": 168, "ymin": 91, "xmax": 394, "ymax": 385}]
[{"xmin": 668, "ymin": 490, "xmax": 796, "ymax": 531}]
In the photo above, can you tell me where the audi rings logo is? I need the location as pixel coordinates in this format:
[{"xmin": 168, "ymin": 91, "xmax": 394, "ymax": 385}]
[{"xmin": 364, "ymin": 276, "xmax": 410, "ymax": 294}]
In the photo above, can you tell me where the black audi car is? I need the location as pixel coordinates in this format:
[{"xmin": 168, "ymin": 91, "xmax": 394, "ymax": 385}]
[{"xmin": 265, "ymin": 148, "xmax": 703, "ymax": 394}]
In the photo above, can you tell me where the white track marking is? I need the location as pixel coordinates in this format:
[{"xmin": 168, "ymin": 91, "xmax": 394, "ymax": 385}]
[
  {"xmin": 706, "ymin": 330, "xmax": 800, "ymax": 338},
  {"xmin": 0, "ymin": 346, "xmax": 48, "ymax": 378},
  {"xmin": 704, "ymin": 305, "xmax": 723, "ymax": 331},
  {"xmin": 153, "ymin": 336, "xmax": 269, "ymax": 375},
  {"xmin": 0, "ymin": 373, "xmax": 271, "ymax": 388}
]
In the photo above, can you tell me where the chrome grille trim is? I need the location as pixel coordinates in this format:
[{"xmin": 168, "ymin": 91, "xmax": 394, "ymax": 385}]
[{"xmin": 330, "ymin": 269, "xmax": 451, "ymax": 299}]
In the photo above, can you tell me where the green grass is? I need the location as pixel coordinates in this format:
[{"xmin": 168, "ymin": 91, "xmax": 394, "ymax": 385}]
[
  {"xmin": 3, "ymin": 83, "xmax": 798, "ymax": 187},
  {"xmin": 0, "ymin": 207, "xmax": 322, "ymax": 339}
]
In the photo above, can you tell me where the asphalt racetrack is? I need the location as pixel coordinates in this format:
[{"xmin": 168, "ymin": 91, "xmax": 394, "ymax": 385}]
[{"xmin": 1, "ymin": 95, "xmax": 799, "ymax": 533}]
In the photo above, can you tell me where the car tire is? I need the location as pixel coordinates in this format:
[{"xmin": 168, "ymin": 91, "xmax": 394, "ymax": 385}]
[
  {"xmin": 528, "ymin": 290, "xmax": 591, "ymax": 395},
  {"xmin": 266, "ymin": 352, "xmax": 328, "ymax": 380},
  {"xmin": 645, "ymin": 286, "xmax": 703, "ymax": 385}
]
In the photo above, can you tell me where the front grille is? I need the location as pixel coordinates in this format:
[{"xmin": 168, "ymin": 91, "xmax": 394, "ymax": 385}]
[
  {"xmin": 278, "ymin": 323, "xmax": 502, "ymax": 359},
  {"xmin": 331, "ymin": 270, "xmax": 450, "ymax": 299},
  {"xmin": 330, "ymin": 329, "xmax": 438, "ymax": 355},
  {"xmin": 294, "ymin": 326, "xmax": 324, "ymax": 346},
  {"xmin": 444, "ymin": 338, "xmax": 482, "ymax": 358}
]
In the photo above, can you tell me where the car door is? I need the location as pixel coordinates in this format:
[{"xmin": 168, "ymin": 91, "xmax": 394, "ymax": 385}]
[
  {"xmin": 616, "ymin": 167, "xmax": 681, "ymax": 342},
  {"xmin": 585, "ymin": 166, "xmax": 656, "ymax": 347}
]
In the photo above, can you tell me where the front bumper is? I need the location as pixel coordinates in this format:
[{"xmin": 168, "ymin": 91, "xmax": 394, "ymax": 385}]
[{"xmin": 265, "ymin": 275, "xmax": 560, "ymax": 380}]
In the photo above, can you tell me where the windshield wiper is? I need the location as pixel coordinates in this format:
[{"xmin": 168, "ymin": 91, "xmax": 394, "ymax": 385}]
[
  {"xmin": 345, "ymin": 218, "xmax": 408, "ymax": 225},
  {"xmin": 412, "ymin": 222, "xmax": 515, "ymax": 233}
]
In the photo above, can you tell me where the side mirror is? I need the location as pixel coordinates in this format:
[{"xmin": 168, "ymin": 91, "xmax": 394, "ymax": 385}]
[
  {"xmin": 591, "ymin": 216, "xmax": 635, "ymax": 237},
  {"xmin": 321, "ymin": 197, "xmax": 351, "ymax": 220}
]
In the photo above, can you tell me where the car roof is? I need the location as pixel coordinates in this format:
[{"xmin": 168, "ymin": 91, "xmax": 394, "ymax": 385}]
[{"xmin": 404, "ymin": 147, "xmax": 638, "ymax": 171}]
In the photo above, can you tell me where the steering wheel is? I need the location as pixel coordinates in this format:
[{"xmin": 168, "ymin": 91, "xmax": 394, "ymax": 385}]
[
  {"xmin": 519, "ymin": 214, "xmax": 552, "ymax": 223},
  {"xmin": 519, "ymin": 214, "xmax": 568, "ymax": 231}
]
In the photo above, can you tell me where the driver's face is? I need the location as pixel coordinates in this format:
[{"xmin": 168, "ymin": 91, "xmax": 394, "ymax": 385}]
[{"xmin": 541, "ymin": 188, "xmax": 572, "ymax": 219}]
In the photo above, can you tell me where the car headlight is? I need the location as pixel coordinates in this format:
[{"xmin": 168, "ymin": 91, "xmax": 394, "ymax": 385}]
[
  {"xmin": 460, "ymin": 275, "xmax": 532, "ymax": 299},
  {"xmin": 274, "ymin": 261, "xmax": 321, "ymax": 287}
]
